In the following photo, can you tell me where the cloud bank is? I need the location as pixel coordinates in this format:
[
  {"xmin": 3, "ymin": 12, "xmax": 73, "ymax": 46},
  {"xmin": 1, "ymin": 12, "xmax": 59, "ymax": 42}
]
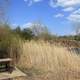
[
  {"xmin": 50, "ymin": 0, "xmax": 80, "ymax": 22},
  {"xmin": 24, "ymin": 0, "xmax": 80, "ymax": 22}
]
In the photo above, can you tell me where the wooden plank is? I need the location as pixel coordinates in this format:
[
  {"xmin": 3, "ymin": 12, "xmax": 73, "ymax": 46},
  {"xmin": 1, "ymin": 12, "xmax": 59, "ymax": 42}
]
[
  {"xmin": 0, "ymin": 67, "xmax": 26, "ymax": 80},
  {"xmin": 0, "ymin": 58, "xmax": 12, "ymax": 62},
  {"xmin": 0, "ymin": 58, "xmax": 13, "ymax": 72}
]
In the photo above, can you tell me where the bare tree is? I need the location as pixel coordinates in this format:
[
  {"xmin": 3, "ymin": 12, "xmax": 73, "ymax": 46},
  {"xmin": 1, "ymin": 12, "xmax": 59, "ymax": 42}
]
[
  {"xmin": 30, "ymin": 21, "xmax": 53, "ymax": 40},
  {"xmin": 30, "ymin": 22, "xmax": 45, "ymax": 36}
]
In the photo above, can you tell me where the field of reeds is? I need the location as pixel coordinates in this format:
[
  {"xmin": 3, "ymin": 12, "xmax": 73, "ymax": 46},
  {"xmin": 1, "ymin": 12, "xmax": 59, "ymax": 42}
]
[{"xmin": 17, "ymin": 40, "xmax": 80, "ymax": 80}]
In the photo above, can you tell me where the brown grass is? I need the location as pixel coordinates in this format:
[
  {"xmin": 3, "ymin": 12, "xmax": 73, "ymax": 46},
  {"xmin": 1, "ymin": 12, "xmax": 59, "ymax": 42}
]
[{"xmin": 18, "ymin": 40, "xmax": 80, "ymax": 80}]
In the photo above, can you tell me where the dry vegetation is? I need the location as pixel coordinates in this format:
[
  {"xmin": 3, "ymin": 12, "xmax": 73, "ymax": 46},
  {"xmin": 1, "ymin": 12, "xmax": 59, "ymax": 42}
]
[{"xmin": 17, "ymin": 40, "xmax": 80, "ymax": 80}]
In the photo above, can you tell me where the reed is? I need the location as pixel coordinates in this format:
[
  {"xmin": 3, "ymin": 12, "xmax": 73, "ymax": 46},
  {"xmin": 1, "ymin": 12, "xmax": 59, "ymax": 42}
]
[{"xmin": 18, "ymin": 40, "xmax": 80, "ymax": 80}]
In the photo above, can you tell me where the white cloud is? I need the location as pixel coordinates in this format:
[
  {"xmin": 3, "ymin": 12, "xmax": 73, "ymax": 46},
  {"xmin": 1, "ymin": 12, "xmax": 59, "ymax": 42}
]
[
  {"xmin": 67, "ymin": 9, "xmax": 80, "ymax": 22},
  {"xmin": 12, "ymin": 23, "xmax": 18, "ymax": 26},
  {"xmin": 50, "ymin": 0, "xmax": 80, "ymax": 7},
  {"xmin": 54, "ymin": 13, "xmax": 64, "ymax": 18},
  {"xmin": 10, "ymin": 23, "xmax": 18, "ymax": 29},
  {"xmin": 22, "ymin": 22, "xmax": 33, "ymax": 28},
  {"xmin": 49, "ymin": 0, "xmax": 80, "ymax": 22},
  {"xmin": 73, "ymin": 9, "xmax": 80, "ymax": 14},
  {"xmin": 49, "ymin": 0, "xmax": 57, "ymax": 8},
  {"xmin": 70, "ymin": 31, "xmax": 77, "ymax": 35},
  {"xmin": 49, "ymin": 0, "xmax": 80, "ymax": 13},
  {"xmin": 24, "ymin": 0, "xmax": 43, "ymax": 6},
  {"xmin": 34, "ymin": 0, "xmax": 42, "ymax": 2},
  {"xmin": 63, "ymin": 7, "xmax": 74, "ymax": 12},
  {"xmin": 68, "ymin": 14, "xmax": 80, "ymax": 22},
  {"xmin": 59, "ymin": 0, "xmax": 80, "ymax": 7}
]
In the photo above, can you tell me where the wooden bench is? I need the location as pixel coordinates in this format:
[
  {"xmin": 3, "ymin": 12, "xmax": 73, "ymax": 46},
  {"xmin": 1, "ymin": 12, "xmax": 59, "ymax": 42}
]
[
  {"xmin": 0, "ymin": 58, "xmax": 26, "ymax": 79},
  {"xmin": 0, "ymin": 58, "xmax": 13, "ymax": 73}
]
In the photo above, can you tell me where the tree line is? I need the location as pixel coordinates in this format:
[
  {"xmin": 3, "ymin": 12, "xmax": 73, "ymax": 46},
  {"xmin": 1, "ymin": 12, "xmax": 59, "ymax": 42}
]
[
  {"xmin": 12, "ymin": 22, "xmax": 57, "ymax": 41},
  {"xmin": 12, "ymin": 23, "xmax": 80, "ymax": 41}
]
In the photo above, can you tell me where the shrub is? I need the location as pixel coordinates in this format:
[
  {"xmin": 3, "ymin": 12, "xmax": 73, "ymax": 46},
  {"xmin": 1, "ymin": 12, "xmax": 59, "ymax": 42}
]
[{"xmin": 0, "ymin": 24, "xmax": 22, "ymax": 64}]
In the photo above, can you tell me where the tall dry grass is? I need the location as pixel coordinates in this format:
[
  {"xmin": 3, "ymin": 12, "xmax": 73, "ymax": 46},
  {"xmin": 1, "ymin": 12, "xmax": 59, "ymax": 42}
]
[{"xmin": 18, "ymin": 40, "xmax": 80, "ymax": 80}]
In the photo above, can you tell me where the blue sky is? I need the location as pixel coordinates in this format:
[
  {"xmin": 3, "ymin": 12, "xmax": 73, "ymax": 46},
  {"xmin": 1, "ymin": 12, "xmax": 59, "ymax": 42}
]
[{"xmin": 8, "ymin": 0, "xmax": 80, "ymax": 35}]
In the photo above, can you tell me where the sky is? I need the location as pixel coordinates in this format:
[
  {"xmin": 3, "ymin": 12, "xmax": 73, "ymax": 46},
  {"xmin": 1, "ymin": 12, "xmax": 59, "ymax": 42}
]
[{"xmin": 7, "ymin": 0, "xmax": 80, "ymax": 35}]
